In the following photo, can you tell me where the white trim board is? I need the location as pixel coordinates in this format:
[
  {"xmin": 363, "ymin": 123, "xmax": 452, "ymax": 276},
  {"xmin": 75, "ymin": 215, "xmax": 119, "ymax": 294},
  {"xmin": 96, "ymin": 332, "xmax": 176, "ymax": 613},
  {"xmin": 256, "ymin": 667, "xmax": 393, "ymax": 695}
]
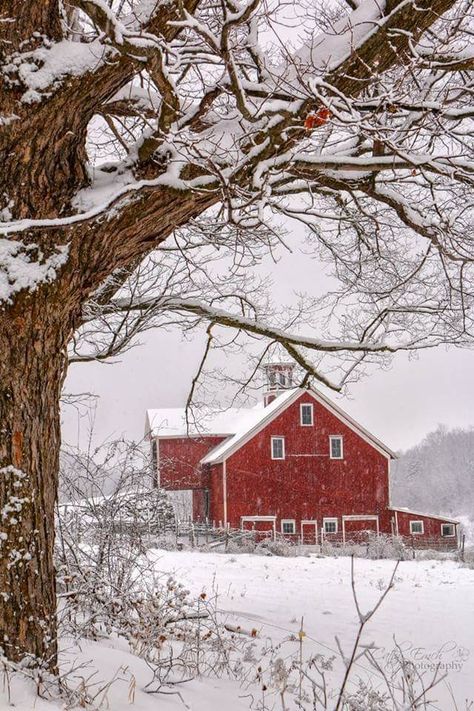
[
  {"xmin": 223, "ymin": 460, "xmax": 227, "ymax": 526},
  {"xmin": 241, "ymin": 515, "xmax": 276, "ymax": 522},
  {"xmin": 241, "ymin": 515, "xmax": 276, "ymax": 532},
  {"xmin": 388, "ymin": 507, "xmax": 459, "ymax": 524},
  {"xmin": 152, "ymin": 433, "xmax": 231, "ymax": 441}
]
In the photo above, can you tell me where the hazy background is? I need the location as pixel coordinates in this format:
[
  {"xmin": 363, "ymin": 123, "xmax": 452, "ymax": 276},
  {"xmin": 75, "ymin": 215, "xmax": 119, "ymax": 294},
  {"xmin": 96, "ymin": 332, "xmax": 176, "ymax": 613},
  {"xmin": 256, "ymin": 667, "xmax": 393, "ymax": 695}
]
[
  {"xmin": 62, "ymin": 331, "xmax": 474, "ymax": 452},
  {"xmin": 61, "ymin": 218, "xmax": 474, "ymax": 454}
]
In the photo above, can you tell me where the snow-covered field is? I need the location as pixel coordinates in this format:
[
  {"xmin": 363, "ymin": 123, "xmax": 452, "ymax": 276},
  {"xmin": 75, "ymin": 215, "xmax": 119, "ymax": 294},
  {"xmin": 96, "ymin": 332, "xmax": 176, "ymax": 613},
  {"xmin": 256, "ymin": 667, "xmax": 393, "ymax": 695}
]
[
  {"xmin": 154, "ymin": 552, "xmax": 474, "ymax": 705},
  {"xmin": 2, "ymin": 551, "xmax": 474, "ymax": 710}
]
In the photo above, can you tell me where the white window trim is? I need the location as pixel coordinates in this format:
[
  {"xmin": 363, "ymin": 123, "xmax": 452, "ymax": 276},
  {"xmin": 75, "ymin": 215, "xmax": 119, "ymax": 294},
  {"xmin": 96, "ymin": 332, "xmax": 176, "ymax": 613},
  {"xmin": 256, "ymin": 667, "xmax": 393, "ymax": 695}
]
[
  {"xmin": 323, "ymin": 517, "xmax": 338, "ymax": 534},
  {"xmin": 281, "ymin": 519, "xmax": 296, "ymax": 534},
  {"xmin": 329, "ymin": 435, "xmax": 344, "ymax": 460},
  {"xmin": 410, "ymin": 520, "xmax": 424, "ymax": 535},
  {"xmin": 441, "ymin": 523, "xmax": 455, "ymax": 537},
  {"xmin": 271, "ymin": 436, "xmax": 285, "ymax": 460},
  {"xmin": 300, "ymin": 403, "xmax": 314, "ymax": 426}
]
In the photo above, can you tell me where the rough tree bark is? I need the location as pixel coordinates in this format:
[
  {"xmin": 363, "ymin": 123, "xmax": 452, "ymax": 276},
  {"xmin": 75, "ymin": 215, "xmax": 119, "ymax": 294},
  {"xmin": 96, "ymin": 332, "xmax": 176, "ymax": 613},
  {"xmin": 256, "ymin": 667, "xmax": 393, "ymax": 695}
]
[{"xmin": 0, "ymin": 287, "xmax": 70, "ymax": 665}]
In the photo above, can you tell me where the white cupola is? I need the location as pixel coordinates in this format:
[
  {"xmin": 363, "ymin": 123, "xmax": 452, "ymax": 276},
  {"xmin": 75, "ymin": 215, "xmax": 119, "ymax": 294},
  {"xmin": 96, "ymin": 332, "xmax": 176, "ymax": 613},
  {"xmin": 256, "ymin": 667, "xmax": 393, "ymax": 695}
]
[{"xmin": 263, "ymin": 362, "xmax": 295, "ymax": 406}]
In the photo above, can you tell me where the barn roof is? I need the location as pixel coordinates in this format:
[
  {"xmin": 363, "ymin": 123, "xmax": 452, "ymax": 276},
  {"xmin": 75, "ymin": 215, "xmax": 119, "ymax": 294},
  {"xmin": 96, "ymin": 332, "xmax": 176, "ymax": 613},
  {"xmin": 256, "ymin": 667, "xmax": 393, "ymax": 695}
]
[
  {"xmin": 146, "ymin": 385, "xmax": 396, "ymax": 460},
  {"xmin": 200, "ymin": 386, "xmax": 396, "ymax": 464},
  {"xmin": 145, "ymin": 388, "xmax": 298, "ymax": 440},
  {"xmin": 145, "ymin": 406, "xmax": 245, "ymax": 438}
]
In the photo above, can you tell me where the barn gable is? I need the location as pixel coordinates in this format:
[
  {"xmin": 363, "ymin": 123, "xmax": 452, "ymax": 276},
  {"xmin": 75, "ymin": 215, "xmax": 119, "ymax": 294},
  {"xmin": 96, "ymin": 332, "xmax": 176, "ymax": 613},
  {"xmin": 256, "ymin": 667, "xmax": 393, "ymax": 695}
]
[
  {"xmin": 145, "ymin": 406, "xmax": 241, "ymax": 439},
  {"xmin": 201, "ymin": 386, "xmax": 396, "ymax": 465}
]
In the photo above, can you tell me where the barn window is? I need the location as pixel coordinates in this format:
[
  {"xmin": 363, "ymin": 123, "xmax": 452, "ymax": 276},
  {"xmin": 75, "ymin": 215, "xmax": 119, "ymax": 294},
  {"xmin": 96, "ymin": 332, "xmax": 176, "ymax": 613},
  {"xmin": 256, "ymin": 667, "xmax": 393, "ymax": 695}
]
[
  {"xmin": 300, "ymin": 403, "xmax": 314, "ymax": 426},
  {"xmin": 410, "ymin": 520, "xmax": 424, "ymax": 535},
  {"xmin": 329, "ymin": 436, "xmax": 343, "ymax": 459},
  {"xmin": 281, "ymin": 519, "xmax": 295, "ymax": 534},
  {"xmin": 441, "ymin": 523, "xmax": 455, "ymax": 537},
  {"xmin": 323, "ymin": 518, "xmax": 338, "ymax": 534},
  {"xmin": 271, "ymin": 437, "xmax": 285, "ymax": 460}
]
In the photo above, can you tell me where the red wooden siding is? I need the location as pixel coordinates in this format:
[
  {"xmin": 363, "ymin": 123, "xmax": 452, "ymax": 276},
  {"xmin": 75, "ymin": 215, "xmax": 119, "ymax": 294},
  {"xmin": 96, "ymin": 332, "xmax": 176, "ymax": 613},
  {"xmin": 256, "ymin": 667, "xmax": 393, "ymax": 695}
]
[
  {"xmin": 209, "ymin": 463, "xmax": 224, "ymax": 525},
  {"xmin": 394, "ymin": 510, "xmax": 458, "ymax": 548},
  {"xmin": 158, "ymin": 436, "xmax": 225, "ymax": 490}
]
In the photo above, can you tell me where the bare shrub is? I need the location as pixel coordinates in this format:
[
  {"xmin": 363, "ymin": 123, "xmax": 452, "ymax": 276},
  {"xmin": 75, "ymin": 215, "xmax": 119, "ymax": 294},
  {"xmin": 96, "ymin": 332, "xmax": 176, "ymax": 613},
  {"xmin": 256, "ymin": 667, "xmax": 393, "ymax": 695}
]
[
  {"xmin": 459, "ymin": 546, "xmax": 474, "ymax": 569},
  {"xmin": 256, "ymin": 537, "xmax": 300, "ymax": 557},
  {"xmin": 365, "ymin": 534, "xmax": 409, "ymax": 561}
]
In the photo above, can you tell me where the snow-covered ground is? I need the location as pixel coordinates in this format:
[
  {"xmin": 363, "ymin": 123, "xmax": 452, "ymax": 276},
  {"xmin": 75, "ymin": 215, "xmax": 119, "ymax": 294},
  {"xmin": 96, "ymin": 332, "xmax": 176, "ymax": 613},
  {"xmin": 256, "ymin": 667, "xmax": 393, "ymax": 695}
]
[{"xmin": 2, "ymin": 552, "xmax": 473, "ymax": 710}]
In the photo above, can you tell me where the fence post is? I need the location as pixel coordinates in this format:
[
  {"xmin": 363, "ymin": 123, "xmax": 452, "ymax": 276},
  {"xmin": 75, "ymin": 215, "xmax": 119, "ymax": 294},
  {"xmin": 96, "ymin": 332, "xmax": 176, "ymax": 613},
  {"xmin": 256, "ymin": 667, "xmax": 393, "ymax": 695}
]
[
  {"xmin": 461, "ymin": 534, "xmax": 465, "ymax": 562},
  {"xmin": 411, "ymin": 535, "xmax": 415, "ymax": 559}
]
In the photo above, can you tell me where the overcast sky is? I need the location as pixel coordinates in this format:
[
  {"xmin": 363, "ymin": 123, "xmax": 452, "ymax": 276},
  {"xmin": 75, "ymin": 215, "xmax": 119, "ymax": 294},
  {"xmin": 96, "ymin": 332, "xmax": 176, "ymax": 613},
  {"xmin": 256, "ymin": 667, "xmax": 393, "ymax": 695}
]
[
  {"xmin": 62, "ymin": 216, "xmax": 474, "ymax": 454},
  {"xmin": 62, "ymin": 327, "xmax": 474, "ymax": 453}
]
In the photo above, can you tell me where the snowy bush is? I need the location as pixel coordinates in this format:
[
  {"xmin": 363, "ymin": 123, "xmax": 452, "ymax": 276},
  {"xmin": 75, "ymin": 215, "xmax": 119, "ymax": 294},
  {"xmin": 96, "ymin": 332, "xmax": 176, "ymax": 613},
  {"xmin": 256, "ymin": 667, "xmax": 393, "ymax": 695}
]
[
  {"xmin": 225, "ymin": 538, "xmax": 257, "ymax": 554},
  {"xmin": 255, "ymin": 537, "xmax": 298, "ymax": 557},
  {"xmin": 414, "ymin": 548, "xmax": 455, "ymax": 561},
  {"xmin": 365, "ymin": 533, "xmax": 409, "ymax": 560},
  {"xmin": 460, "ymin": 546, "xmax": 474, "ymax": 569}
]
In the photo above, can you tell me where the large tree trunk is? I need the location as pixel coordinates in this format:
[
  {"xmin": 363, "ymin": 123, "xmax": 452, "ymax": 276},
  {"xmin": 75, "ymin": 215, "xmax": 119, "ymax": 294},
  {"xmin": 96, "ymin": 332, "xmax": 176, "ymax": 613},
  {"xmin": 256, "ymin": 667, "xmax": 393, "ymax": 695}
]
[
  {"xmin": 0, "ymin": 290, "xmax": 70, "ymax": 668},
  {"xmin": 0, "ymin": 183, "xmax": 213, "ymax": 668}
]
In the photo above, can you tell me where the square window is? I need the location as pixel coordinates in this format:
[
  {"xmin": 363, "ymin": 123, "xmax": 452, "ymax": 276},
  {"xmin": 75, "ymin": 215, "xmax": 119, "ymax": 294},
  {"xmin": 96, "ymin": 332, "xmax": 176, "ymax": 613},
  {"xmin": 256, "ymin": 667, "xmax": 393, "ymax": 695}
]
[
  {"xmin": 271, "ymin": 437, "xmax": 285, "ymax": 460},
  {"xmin": 281, "ymin": 520, "xmax": 295, "ymax": 534},
  {"xmin": 441, "ymin": 523, "xmax": 455, "ymax": 537},
  {"xmin": 300, "ymin": 403, "xmax": 314, "ymax": 426},
  {"xmin": 324, "ymin": 518, "xmax": 338, "ymax": 534},
  {"xmin": 330, "ymin": 436, "xmax": 343, "ymax": 459},
  {"xmin": 410, "ymin": 520, "xmax": 424, "ymax": 535}
]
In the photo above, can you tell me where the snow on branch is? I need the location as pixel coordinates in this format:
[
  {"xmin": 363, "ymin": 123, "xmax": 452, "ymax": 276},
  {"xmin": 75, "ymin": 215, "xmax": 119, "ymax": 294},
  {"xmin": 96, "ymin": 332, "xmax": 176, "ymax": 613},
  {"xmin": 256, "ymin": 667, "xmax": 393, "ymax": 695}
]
[{"xmin": 99, "ymin": 295, "xmax": 439, "ymax": 354}]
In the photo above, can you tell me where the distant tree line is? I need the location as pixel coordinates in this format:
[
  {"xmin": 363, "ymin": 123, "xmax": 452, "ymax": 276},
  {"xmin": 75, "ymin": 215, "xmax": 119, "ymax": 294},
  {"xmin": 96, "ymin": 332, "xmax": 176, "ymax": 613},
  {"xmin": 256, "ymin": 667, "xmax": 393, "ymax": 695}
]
[{"xmin": 392, "ymin": 426, "xmax": 474, "ymax": 519}]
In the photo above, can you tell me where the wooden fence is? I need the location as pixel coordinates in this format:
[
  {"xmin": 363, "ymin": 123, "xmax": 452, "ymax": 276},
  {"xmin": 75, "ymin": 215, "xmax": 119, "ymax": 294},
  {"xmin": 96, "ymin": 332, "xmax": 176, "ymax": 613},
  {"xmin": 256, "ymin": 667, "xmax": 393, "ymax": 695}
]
[{"xmin": 173, "ymin": 521, "xmax": 463, "ymax": 556}]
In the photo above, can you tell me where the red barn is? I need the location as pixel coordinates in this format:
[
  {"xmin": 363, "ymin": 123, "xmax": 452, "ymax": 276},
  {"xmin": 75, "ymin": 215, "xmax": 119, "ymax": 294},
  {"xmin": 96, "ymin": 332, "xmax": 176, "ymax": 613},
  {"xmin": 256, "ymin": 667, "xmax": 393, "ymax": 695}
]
[{"xmin": 145, "ymin": 364, "xmax": 459, "ymax": 548}]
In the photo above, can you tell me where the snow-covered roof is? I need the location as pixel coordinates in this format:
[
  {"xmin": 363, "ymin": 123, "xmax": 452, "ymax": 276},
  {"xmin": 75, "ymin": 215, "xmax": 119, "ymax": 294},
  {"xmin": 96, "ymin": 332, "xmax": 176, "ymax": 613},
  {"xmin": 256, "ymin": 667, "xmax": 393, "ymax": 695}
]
[
  {"xmin": 389, "ymin": 507, "xmax": 459, "ymax": 524},
  {"xmin": 201, "ymin": 386, "xmax": 396, "ymax": 464},
  {"xmin": 146, "ymin": 385, "xmax": 396, "ymax": 462},
  {"xmin": 145, "ymin": 406, "xmax": 253, "ymax": 438},
  {"xmin": 200, "ymin": 388, "xmax": 298, "ymax": 464}
]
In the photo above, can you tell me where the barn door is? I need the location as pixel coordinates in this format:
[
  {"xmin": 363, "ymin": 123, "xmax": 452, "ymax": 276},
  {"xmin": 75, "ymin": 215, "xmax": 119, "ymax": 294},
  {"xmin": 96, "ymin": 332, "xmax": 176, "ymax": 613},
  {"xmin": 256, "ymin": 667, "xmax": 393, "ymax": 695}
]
[
  {"xmin": 241, "ymin": 517, "xmax": 276, "ymax": 541},
  {"xmin": 301, "ymin": 520, "xmax": 318, "ymax": 544},
  {"xmin": 342, "ymin": 516, "xmax": 379, "ymax": 543}
]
